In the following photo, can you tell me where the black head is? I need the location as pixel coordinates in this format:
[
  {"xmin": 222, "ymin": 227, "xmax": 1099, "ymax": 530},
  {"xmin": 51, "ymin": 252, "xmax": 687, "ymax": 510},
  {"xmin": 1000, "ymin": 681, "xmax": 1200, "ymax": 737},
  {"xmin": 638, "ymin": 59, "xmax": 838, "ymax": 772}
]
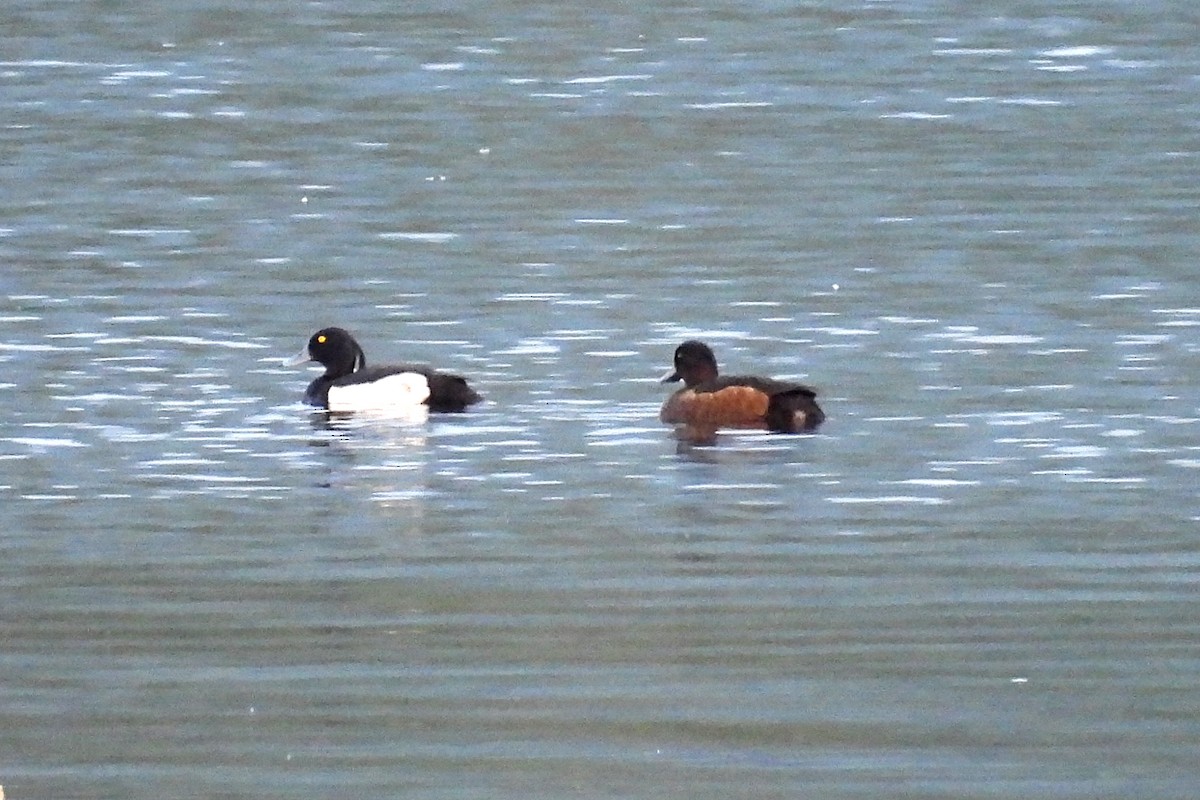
[
  {"xmin": 287, "ymin": 327, "xmax": 366, "ymax": 379},
  {"xmin": 662, "ymin": 340, "xmax": 720, "ymax": 387}
]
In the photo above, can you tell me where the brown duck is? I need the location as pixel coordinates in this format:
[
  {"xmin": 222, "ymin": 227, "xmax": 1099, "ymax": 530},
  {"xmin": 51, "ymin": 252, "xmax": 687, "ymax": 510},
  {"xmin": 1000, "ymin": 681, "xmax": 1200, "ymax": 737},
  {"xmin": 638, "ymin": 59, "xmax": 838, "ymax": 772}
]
[{"xmin": 660, "ymin": 340, "xmax": 824, "ymax": 438}]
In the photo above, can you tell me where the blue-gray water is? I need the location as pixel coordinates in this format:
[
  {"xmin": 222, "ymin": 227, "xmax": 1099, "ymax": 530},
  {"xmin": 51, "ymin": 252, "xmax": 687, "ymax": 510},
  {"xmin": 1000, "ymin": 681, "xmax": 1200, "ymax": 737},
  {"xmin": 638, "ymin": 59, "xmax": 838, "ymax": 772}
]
[{"xmin": 3, "ymin": 1, "xmax": 1199, "ymax": 797}]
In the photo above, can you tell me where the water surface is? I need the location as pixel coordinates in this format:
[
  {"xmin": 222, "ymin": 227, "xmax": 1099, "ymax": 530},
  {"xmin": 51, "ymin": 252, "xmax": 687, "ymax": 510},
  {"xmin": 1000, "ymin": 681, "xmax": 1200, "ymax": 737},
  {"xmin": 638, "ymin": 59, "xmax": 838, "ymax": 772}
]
[{"xmin": 2, "ymin": 1, "xmax": 1199, "ymax": 797}]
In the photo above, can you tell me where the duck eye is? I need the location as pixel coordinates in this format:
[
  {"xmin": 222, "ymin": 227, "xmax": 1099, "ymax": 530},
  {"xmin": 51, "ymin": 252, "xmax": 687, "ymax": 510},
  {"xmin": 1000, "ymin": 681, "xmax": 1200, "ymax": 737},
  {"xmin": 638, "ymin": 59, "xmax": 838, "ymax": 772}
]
[{"xmin": 317, "ymin": 335, "xmax": 326, "ymax": 344}]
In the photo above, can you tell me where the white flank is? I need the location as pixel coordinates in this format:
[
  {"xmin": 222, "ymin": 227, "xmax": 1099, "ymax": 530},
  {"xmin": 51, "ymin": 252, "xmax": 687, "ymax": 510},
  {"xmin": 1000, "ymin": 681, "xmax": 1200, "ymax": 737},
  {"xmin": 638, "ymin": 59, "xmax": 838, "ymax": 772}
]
[{"xmin": 327, "ymin": 372, "xmax": 431, "ymax": 418}]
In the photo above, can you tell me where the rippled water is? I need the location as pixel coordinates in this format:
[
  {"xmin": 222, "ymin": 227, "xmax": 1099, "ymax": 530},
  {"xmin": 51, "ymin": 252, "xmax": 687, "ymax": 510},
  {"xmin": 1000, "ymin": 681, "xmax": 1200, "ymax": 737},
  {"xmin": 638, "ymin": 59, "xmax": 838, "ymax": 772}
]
[{"xmin": 3, "ymin": 1, "xmax": 1199, "ymax": 797}]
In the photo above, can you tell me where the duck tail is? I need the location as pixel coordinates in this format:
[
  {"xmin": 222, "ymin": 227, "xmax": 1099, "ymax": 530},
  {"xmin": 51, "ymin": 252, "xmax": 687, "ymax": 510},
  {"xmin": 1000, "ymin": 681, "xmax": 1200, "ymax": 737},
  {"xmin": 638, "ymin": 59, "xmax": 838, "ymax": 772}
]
[
  {"xmin": 765, "ymin": 391, "xmax": 825, "ymax": 433},
  {"xmin": 426, "ymin": 373, "xmax": 483, "ymax": 412}
]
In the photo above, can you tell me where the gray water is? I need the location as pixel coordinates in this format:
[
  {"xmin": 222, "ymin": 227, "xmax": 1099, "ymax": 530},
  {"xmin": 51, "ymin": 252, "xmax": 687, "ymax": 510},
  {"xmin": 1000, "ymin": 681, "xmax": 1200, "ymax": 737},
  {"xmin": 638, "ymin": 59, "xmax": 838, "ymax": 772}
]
[{"xmin": 3, "ymin": 1, "xmax": 1200, "ymax": 797}]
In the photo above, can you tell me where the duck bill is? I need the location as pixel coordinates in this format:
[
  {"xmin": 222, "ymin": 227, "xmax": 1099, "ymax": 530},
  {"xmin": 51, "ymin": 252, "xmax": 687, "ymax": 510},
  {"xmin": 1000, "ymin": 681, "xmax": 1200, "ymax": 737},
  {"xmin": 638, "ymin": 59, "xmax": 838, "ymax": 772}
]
[
  {"xmin": 283, "ymin": 347, "xmax": 312, "ymax": 367},
  {"xmin": 660, "ymin": 369, "xmax": 682, "ymax": 383}
]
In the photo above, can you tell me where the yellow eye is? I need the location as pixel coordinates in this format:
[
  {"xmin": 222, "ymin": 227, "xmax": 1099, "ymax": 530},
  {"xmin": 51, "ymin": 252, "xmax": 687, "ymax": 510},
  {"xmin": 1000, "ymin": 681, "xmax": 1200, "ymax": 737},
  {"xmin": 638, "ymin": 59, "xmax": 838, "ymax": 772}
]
[{"xmin": 317, "ymin": 335, "xmax": 326, "ymax": 344}]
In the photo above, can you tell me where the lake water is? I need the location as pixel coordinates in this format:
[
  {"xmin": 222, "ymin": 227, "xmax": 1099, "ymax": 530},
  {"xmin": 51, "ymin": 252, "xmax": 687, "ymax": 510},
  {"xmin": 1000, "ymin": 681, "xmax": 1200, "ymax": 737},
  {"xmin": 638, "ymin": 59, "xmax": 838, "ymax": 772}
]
[{"xmin": 2, "ymin": 1, "xmax": 1199, "ymax": 797}]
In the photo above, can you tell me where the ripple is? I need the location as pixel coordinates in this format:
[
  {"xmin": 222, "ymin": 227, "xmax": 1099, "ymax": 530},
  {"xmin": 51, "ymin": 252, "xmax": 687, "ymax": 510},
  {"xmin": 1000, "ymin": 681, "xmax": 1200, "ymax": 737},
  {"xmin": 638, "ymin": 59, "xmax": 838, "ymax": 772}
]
[
  {"xmin": 1042, "ymin": 445, "xmax": 1108, "ymax": 459},
  {"xmin": 880, "ymin": 112, "xmax": 953, "ymax": 120},
  {"xmin": 563, "ymin": 74, "xmax": 652, "ymax": 85},
  {"xmin": 1040, "ymin": 46, "xmax": 1114, "ymax": 59},
  {"xmin": 6, "ymin": 436, "xmax": 89, "ymax": 448},
  {"xmin": 378, "ymin": 232, "xmax": 459, "ymax": 243},
  {"xmin": 887, "ymin": 478, "xmax": 981, "ymax": 487},
  {"xmin": 828, "ymin": 496, "xmax": 951, "ymax": 506},
  {"xmin": 0, "ymin": 342, "xmax": 90, "ymax": 352},
  {"xmin": 686, "ymin": 101, "xmax": 774, "ymax": 110},
  {"xmin": 984, "ymin": 412, "xmax": 1065, "ymax": 426}
]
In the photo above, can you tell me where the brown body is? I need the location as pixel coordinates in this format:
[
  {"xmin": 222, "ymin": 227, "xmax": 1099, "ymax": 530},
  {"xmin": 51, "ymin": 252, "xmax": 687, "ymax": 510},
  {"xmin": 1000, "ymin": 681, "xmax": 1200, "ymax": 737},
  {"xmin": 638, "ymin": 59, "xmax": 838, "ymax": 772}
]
[
  {"xmin": 660, "ymin": 341, "xmax": 824, "ymax": 439},
  {"xmin": 661, "ymin": 384, "xmax": 771, "ymax": 429}
]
